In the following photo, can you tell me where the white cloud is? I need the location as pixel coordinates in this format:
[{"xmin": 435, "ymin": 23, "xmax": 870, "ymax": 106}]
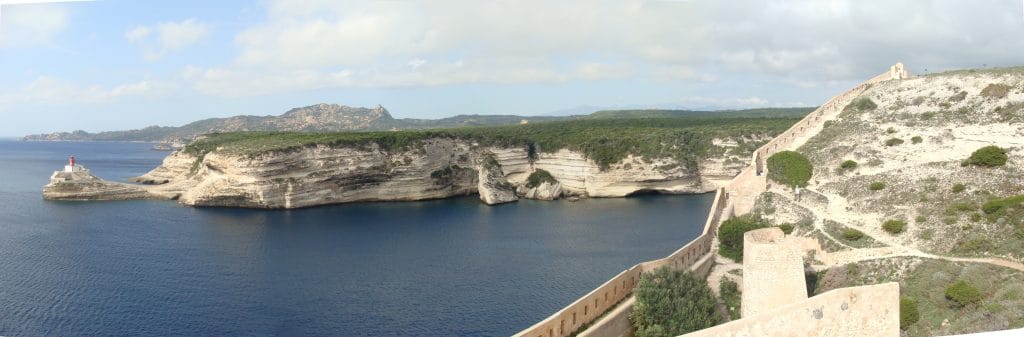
[
  {"xmin": 168, "ymin": 0, "xmax": 1024, "ymax": 101},
  {"xmin": 126, "ymin": 18, "xmax": 210, "ymax": 61},
  {"xmin": 0, "ymin": 4, "xmax": 69, "ymax": 48},
  {"xmin": 0, "ymin": 76, "xmax": 174, "ymax": 109}
]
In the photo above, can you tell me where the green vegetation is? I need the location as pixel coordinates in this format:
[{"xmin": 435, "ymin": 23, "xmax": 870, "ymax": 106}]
[
  {"xmin": 950, "ymin": 91, "xmax": 968, "ymax": 102},
  {"xmin": 911, "ymin": 136, "xmax": 923, "ymax": 144},
  {"xmin": 481, "ymin": 153, "xmax": 499, "ymax": 169},
  {"xmin": 883, "ymin": 220, "xmax": 906, "ymax": 234},
  {"xmin": 963, "ymin": 145, "xmax": 1008, "ymax": 167},
  {"xmin": 717, "ymin": 215, "xmax": 769, "ymax": 262},
  {"xmin": 184, "ymin": 116, "xmax": 800, "ymax": 171},
  {"xmin": 981, "ymin": 83, "xmax": 1012, "ymax": 99},
  {"xmin": 815, "ymin": 258, "xmax": 1024, "ymax": 337},
  {"xmin": 525, "ymin": 169, "xmax": 557, "ymax": 188},
  {"xmin": 952, "ymin": 183, "xmax": 966, "ymax": 193},
  {"xmin": 766, "ymin": 151, "xmax": 812, "ymax": 187},
  {"xmin": 631, "ymin": 267, "xmax": 721, "ymax": 337},
  {"xmin": 847, "ymin": 97, "xmax": 877, "ymax": 111},
  {"xmin": 841, "ymin": 228, "xmax": 865, "ymax": 241},
  {"xmin": 840, "ymin": 159, "xmax": 858, "ymax": 170},
  {"xmin": 777, "ymin": 223, "xmax": 794, "ymax": 235},
  {"xmin": 719, "ymin": 278, "xmax": 741, "ymax": 320},
  {"xmin": 945, "ymin": 280, "xmax": 982, "ymax": 307},
  {"xmin": 884, "ymin": 138, "xmax": 905, "ymax": 146},
  {"xmin": 900, "ymin": 296, "xmax": 920, "ymax": 329},
  {"xmin": 981, "ymin": 195, "xmax": 1024, "ymax": 215},
  {"xmin": 869, "ymin": 181, "xmax": 886, "ymax": 191}
]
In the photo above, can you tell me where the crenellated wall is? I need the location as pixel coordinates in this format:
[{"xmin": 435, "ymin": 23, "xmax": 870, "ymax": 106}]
[{"xmin": 511, "ymin": 188, "xmax": 728, "ymax": 337}]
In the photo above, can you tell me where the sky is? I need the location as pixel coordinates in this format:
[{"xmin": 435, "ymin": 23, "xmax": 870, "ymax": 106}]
[{"xmin": 1, "ymin": 0, "xmax": 1023, "ymax": 136}]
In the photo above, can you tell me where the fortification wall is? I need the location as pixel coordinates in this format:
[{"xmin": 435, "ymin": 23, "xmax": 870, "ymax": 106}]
[
  {"xmin": 513, "ymin": 188, "xmax": 727, "ymax": 337},
  {"xmin": 741, "ymin": 228, "xmax": 808, "ymax": 317},
  {"xmin": 683, "ymin": 283, "xmax": 901, "ymax": 337}
]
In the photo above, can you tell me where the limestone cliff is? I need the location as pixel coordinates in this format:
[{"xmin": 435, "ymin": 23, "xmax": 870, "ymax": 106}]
[
  {"xmin": 477, "ymin": 155, "xmax": 518, "ymax": 205},
  {"xmin": 111, "ymin": 136, "xmax": 754, "ymax": 208}
]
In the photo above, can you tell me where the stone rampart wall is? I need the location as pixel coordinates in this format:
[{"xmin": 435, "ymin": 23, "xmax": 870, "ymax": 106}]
[
  {"xmin": 512, "ymin": 188, "xmax": 727, "ymax": 337},
  {"xmin": 683, "ymin": 283, "xmax": 901, "ymax": 337}
]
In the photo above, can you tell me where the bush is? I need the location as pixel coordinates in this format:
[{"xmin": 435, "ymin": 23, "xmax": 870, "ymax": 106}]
[
  {"xmin": 963, "ymin": 145, "xmax": 1008, "ymax": 167},
  {"xmin": 982, "ymin": 195, "xmax": 1024, "ymax": 215},
  {"xmin": 847, "ymin": 97, "xmax": 877, "ymax": 111},
  {"xmin": 911, "ymin": 136, "xmax": 923, "ymax": 144},
  {"xmin": 885, "ymin": 127, "xmax": 897, "ymax": 134},
  {"xmin": 720, "ymin": 278, "xmax": 741, "ymax": 320},
  {"xmin": 945, "ymin": 280, "xmax": 982, "ymax": 307},
  {"xmin": 840, "ymin": 160, "xmax": 858, "ymax": 170},
  {"xmin": 766, "ymin": 151, "xmax": 813, "ymax": 187},
  {"xmin": 952, "ymin": 183, "xmax": 966, "ymax": 193},
  {"xmin": 717, "ymin": 215, "xmax": 769, "ymax": 262},
  {"xmin": 950, "ymin": 91, "xmax": 968, "ymax": 102},
  {"xmin": 777, "ymin": 223, "xmax": 794, "ymax": 235},
  {"xmin": 981, "ymin": 83, "xmax": 1011, "ymax": 99},
  {"xmin": 884, "ymin": 138, "xmax": 904, "ymax": 146},
  {"xmin": 632, "ymin": 267, "xmax": 721, "ymax": 337},
  {"xmin": 915, "ymin": 215, "xmax": 927, "ymax": 223},
  {"xmin": 525, "ymin": 169, "xmax": 557, "ymax": 188},
  {"xmin": 882, "ymin": 220, "xmax": 906, "ymax": 234},
  {"xmin": 900, "ymin": 297, "xmax": 919, "ymax": 329},
  {"xmin": 841, "ymin": 228, "xmax": 864, "ymax": 241},
  {"xmin": 869, "ymin": 182, "xmax": 886, "ymax": 191}
]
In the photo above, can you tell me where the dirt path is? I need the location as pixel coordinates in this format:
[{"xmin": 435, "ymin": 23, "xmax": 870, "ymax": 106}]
[{"xmin": 771, "ymin": 184, "xmax": 1024, "ymax": 273}]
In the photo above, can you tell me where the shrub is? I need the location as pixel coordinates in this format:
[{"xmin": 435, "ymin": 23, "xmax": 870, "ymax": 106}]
[
  {"xmin": 915, "ymin": 215, "xmax": 927, "ymax": 223},
  {"xmin": 981, "ymin": 83, "xmax": 1011, "ymax": 99},
  {"xmin": 911, "ymin": 136, "xmax": 923, "ymax": 144},
  {"xmin": 840, "ymin": 160, "xmax": 858, "ymax": 170},
  {"xmin": 766, "ymin": 151, "xmax": 813, "ymax": 187},
  {"xmin": 720, "ymin": 278, "xmax": 741, "ymax": 320},
  {"xmin": 982, "ymin": 195, "xmax": 1024, "ymax": 215},
  {"xmin": 841, "ymin": 228, "xmax": 864, "ymax": 241},
  {"xmin": 847, "ymin": 97, "xmax": 877, "ymax": 111},
  {"xmin": 951, "ymin": 201, "xmax": 977, "ymax": 212},
  {"xmin": 963, "ymin": 145, "xmax": 1008, "ymax": 167},
  {"xmin": 717, "ymin": 215, "xmax": 769, "ymax": 262},
  {"xmin": 632, "ymin": 267, "xmax": 721, "ymax": 337},
  {"xmin": 950, "ymin": 91, "xmax": 968, "ymax": 102},
  {"xmin": 952, "ymin": 183, "xmax": 966, "ymax": 193},
  {"xmin": 884, "ymin": 138, "xmax": 904, "ymax": 146},
  {"xmin": 869, "ymin": 182, "xmax": 886, "ymax": 191},
  {"xmin": 886, "ymin": 127, "xmax": 897, "ymax": 134},
  {"xmin": 883, "ymin": 220, "xmax": 906, "ymax": 234},
  {"xmin": 777, "ymin": 223, "xmax": 794, "ymax": 235},
  {"xmin": 900, "ymin": 297, "xmax": 920, "ymax": 329},
  {"xmin": 945, "ymin": 280, "xmax": 982, "ymax": 307},
  {"xmin": 525, "ymin": 169, "xmax": 557, "ymax": 188}
]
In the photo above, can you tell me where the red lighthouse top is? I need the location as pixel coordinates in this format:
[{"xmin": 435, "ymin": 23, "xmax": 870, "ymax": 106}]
[{"xmin": 69, "ymin": 155, "xmax": 75, "ymax": 167}]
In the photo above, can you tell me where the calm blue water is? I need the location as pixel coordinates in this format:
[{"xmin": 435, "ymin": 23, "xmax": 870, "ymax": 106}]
[{"xmin": 0, "ymin": 140, "xmax": 712, "ymax": 336}]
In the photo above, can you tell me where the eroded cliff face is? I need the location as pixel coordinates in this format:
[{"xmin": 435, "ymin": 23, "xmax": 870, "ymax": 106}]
[{"xmin": 130, "ymin": 137, "xmax": 751, "ymax": 208}]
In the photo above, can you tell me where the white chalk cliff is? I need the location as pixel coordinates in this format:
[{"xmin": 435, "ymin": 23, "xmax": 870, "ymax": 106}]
[{"xmin": 82, "ymin": 136, "xmax": 758, "ymax": 208}]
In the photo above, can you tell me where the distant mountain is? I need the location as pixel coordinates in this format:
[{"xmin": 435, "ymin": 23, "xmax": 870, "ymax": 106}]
[
  {"xmin": 22, "ymin": 104, "xmax": 814, "ymax": 143},
  {"xmin": 21, "ymin": 104, "xmax": 567, "ymax": 142}
]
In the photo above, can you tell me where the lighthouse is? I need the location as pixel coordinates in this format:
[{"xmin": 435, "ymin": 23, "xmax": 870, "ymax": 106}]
[{"xmin": 64, "ymin": 155, "xmax": 78, "ymax": 173}]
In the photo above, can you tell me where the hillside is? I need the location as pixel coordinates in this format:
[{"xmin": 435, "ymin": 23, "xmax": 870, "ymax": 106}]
[
  {"xmin": 747, "ymin": 67, "xmax": 1024, "ymax": 336},
  {"xmin": 21, "ymin": 104, "xmax": 813, "ymax": 143}
]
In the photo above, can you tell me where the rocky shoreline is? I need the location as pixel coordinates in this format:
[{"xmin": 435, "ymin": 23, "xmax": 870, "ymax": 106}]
[{"xmin": 43, "ymin": 137, "xmax": 747, "ymax": 208}]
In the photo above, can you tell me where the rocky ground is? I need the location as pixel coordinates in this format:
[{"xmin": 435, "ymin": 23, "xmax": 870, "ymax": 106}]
[{"xmin": 709, "ymin": 68, "xmax": 1024, "ymax": 336}]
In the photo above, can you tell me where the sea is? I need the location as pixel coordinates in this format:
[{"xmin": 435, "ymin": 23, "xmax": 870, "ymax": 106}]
[{"xmin": 0, "ymin": 139, "xmax": 713, "ymax": 336}]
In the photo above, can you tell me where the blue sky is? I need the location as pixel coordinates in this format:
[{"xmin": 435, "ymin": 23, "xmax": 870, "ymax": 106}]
[{"xmin": 1, "ymin": 0, "xmax": 1023, "ymax": 136}]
